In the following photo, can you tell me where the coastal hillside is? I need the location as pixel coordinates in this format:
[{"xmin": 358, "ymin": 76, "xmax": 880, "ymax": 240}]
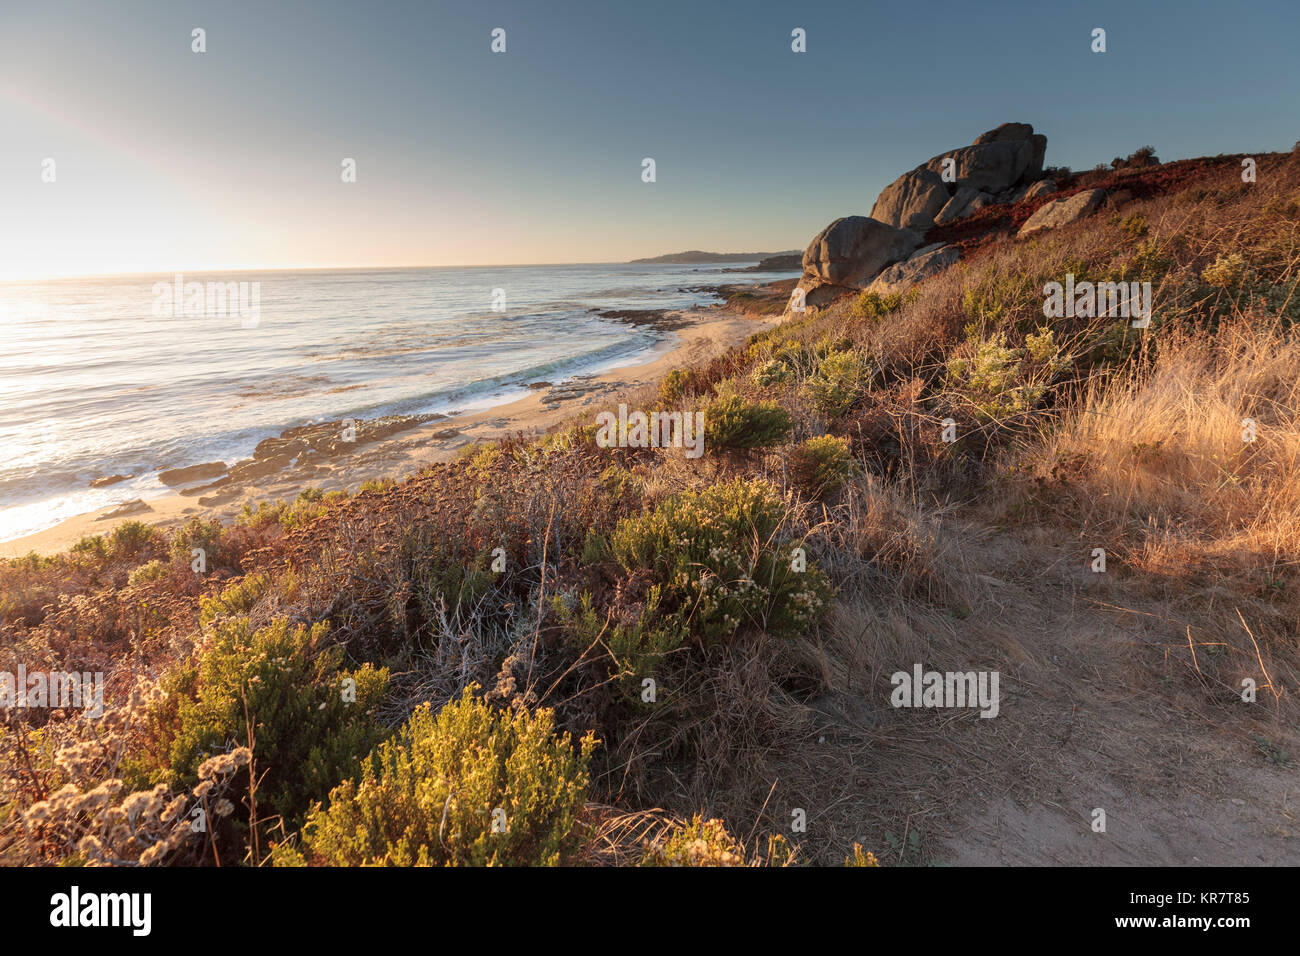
[{"xmin": 4, "ymin": 129, "xmax": 1299, "ymax": 867}]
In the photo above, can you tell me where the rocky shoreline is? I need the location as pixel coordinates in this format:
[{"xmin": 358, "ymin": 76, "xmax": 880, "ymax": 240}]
[
  {"xmin": 81, "ymin": 303, "xmax": 715, "ymax": 508},
  {"xmin": 0, "ymin": 305, "xmax": 773, "ymax": 558},
  {"xmin": 73, "ymin": 298, "xmax": 763, "ymax": 523}
]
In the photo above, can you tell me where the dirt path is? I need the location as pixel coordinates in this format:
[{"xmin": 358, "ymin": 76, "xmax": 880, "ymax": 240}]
[{"xmin": 768, "ymin": 526, "xmax": 1299, "ymax": 866}]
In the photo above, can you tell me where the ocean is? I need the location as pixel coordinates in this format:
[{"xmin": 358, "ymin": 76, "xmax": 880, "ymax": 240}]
[{"xmin": 0, "ymin": 262, "xmax": 794, "ymax": 543}]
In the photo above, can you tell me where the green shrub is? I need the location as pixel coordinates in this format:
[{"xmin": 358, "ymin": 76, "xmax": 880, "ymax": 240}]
[
  {"xmin": 704, "ymin": 397, "xmax": 793, "ymax": 451},
  {"xmin": 579, "ymin": 530, "xmax": 608, "ymax": 564},
  {"xmin": 1118, "ymin": 239, "xmax": 1173, "ymax": 284},
  {"xmin": 752, "ymin": 357, "xmax": 795, "ymax": 387},
  {"xmin": 358, "ymin": 477, "xmax": 397, "ymax": 494},
  {"xmin": 1118, "ymin": 213, "xmax": 1148, "ymax": 238},
  {"xmin": 458, "ymin": 442, "xmax": 501, "ymax": 478},
  {"xmin": 802, "ymin": 349, "xmax": 870, "ymax": 417},
  {"xmin": 961, "ymin": 267, "xmax": 1040, "ymax": 333},
  {"xmin": 294, "ymin": 688, "xmax": 595, "ymax": 866},
  {"xmin": 70, "ymin": 535, "xmax": 107, "ymax": 560},
  {"xmin": 552, "ymin": 589, "xmax": 684, "ymax": 691},
  {"xmin": 165, "ymin": 617, "xmax": 389, "ymax": 824},
  {"xmin": 641, "ymin": 816, "xmax": 746, "ymax": 866},
  {"xmin": 1202, "ymin": 252, "xmax": 1249, "ymax": 288},
  {"xmin": 404, "ymin": 542, "xmax": 496, "ymax": 621},
  {"xmin": 851, "ymin": 289, "xmax": 911, "ymax": 321},
  {"xmin": 788, "ymin": 436, "xmax": 855, "ymax": 497},
  {"xmin": 71, "ymin": 522, "xmax": 162, "ymax": 563},
  {"xmin": 198, "ymin": 572, "xmax": 271, "ymax": 627},
  {"xmin": 598, "ymin": 464, "xmax": 643, "ymax": 500},
  {"xmin": 127, "ymin": 559, "xmax": 169, "ymax": 586},
  {"xmin": 609, "ymin": 478, "xmax": 829, "ymax": 642},
  {"xmin": 946, "ymin": 333, "xmax": 1044, "ymax": 421},
  {"xmin": 108, "ymin": 520, "xmax": 162, "ymax": 560},
  {"xmin": 238, "ymin": 487, "xmax": 345, "ymax": 532},
  {"xmin": 660, "ymin": 368, "xmax": 690, "ymax": 404},
  {"xmin": 170, "ymin": 516, "xmax": 225, "ymax": 567},
  {"xmin": 846, "ymin": 844, "xmax": 881, "ymax": 867},
  {"xmin": 1024, "ymin": 326, "xmax": 1056, "ymax": 364}
]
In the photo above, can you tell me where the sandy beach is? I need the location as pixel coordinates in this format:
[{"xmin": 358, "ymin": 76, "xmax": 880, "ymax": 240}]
[{"xmin": 2, "ymin": 305, "xmax": 776, "ymax": 558}]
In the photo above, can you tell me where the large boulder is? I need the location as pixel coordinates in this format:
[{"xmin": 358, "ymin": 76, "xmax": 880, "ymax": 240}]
[
  {"xmin": 864, "ymin": 123, "xmax": 1048, "ymax": 235},
  {"xmin": 786, "ymin": 275, "xmax": 853, "ymax": 314},
  {"xmin": 870, "ymin": 167, "xmax": 950, "ymax": 232},
  {"xmin": 801, "ymin": 215, "xmax": 922, "ymax": 288},
  {"xmin": 1017, "ymin": 189, "xmax": 1107, "ymax": 238},
  {"xmin": 1023, "ymin": 179, "xmax": 1057, "ymax": 200},
  {"xmin": 921, "ymin": 123, "xmax": 1047, "ymax": 195},
  {"xmin": 1028, "ymin": 134, "xmax": 1048, "ymax": 177},
  {"xmin": 967, "ymin": 122, "xmax": 1045, "ymax": 176},
  {"xmin": 973, "ymin": 122, "xmax": 1035, "ymax": 145},
  {"xmin": 971, "ymin": 123, "xmax": 1046, "ymax": 178},
  {"xmin": 924, "ymin": 139, "xmax": 1034, "ymax": 194},
  {"xmin": 933, "ymin": 186, "xmax": 995, "ymax": 225},
  {"xmin": 867, "ymin": 244, "xmax": 960, "ymax": 296}
]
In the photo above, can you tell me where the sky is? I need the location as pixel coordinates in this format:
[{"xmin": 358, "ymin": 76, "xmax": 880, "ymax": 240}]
[{"xmin": 1, "ymin": 0, "xmax": 1298, "ymax": 279}]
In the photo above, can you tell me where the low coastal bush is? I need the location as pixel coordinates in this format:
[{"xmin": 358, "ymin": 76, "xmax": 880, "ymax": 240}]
[
  {"xmin": 660, "ymin": 368, "xmax": 690, "ymax": 403},
  {"xmin": 108, "ymin": 520, "xmax": 163, "ymax": 560},
  {"xmin": 1202, "ymin": 252, "xmax": 1249, "ymax": 288},
  {"xmin": 961, "ymin": 265, "xmax": 1045, "ymax": 335},
  {"xmin": 802, "ymin": 349, "xmax": 871, "ymax": 418},
  {"xmin": 170, "ymin": 516, "xmax": 225, "ymax": 567},
  {"xmin": 127, "ymin": 559, "xmax": 169, "ymax": 586},
  {"xmin": 286, "ymin": 688, "xmax": 595, "ymax": 866},
  {"xmin": 238, "ymin": 487, "xmax": 346, "ymax": 533},
  {"xmin": 704, "ymin": 396, "xmax": 793, "ymax": 451},
  {"xmin": 70, "ymin": 520, "xmax": 163, "ymax": 565},
  {"xmin": 641, "ymin": 816, "xmax": 746, "ymax": 866},
  {"xmin": 157, "ymin": 617, "xmax": 389, "ymax": 825},
  {"xmin": 405, "ymin": 541, "xmax": 497, "ymax": 625},
  {"xmin": 609, "ymin": 478, "xmax": 829, "ymax": 641},
  {"xmin": 552, "ymin": 588, "xmax": 685, "ymax": 692},
  {"xmin": 599, "ymin": 463, "xmax": 644, "ymax": 500},
  {"xmin": 946, "ymin": 333, "xmax": 1043, "ymax": 421},
  {"xmin": 198, "ymin": 572, "xmax": 271, "ymax": 627},
  {"xmin": 753, "ymin": 356, "xmax": 796, "ymax": 387},
  {"xmin": 788, "ymin": 435, "xmax": 855, "ymax": 498},
  {"xmin": 851, "ymin": 289, "xmax": 913, "ymax": 321}
]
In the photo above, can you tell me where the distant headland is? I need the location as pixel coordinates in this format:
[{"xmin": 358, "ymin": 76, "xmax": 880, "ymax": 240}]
[{"xmin": 629, "ymin": 250, "xmax": 800, "ymax": 265}]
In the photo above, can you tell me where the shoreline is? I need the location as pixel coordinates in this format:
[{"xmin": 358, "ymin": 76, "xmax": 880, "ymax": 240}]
[{"xmin": 1, "ymin": 304, "xmax": 778, "ymax": 558}]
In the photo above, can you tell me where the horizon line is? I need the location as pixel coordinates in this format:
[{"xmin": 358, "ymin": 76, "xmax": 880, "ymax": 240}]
[{"xmin": 0, "ymin": 253, "xmax": 800, "ymax": 285}]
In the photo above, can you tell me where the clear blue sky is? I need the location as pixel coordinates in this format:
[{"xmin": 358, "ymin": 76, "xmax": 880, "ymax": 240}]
[{"xmin": 2, "ymin": 0, "xmax": 1297, "ymax": 277}]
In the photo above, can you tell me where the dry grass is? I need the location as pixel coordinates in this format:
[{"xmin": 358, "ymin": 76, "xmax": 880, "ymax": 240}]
[{"xmin": 1021, "ymin": 316, "xmax": 1300, "ymax": 568}]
